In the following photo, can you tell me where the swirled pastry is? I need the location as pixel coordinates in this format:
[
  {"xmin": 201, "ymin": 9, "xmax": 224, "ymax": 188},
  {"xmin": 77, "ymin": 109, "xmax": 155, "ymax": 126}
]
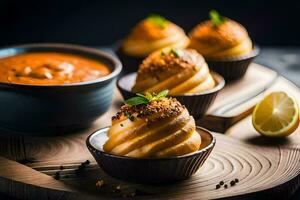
[
  {"xmin": 103, "ymin": 97, "xmax": 201, "ymax": 158},
  {"xmin": 189, "ymin": 10, "xmax": 252, "ymax": 59},
  {"xmin": 122, "ymin": 14, "xmax": 189, "ymax": 57},
  {"xmin": 132, "ymin": 48, "xmax": 215, "ymax": 95}
]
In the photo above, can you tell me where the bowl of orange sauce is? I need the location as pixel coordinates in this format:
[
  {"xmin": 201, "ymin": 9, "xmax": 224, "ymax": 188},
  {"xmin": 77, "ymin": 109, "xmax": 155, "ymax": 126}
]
[{"xmin": 0, "ymin": 43, "xmax": 122, "ymax": 135}]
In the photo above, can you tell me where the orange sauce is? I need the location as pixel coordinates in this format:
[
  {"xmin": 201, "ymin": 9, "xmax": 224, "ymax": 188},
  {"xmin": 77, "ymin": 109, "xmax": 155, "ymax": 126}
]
[{"xmin": 0, "ymin": 52, "xmax": 111, "ymax": 85}]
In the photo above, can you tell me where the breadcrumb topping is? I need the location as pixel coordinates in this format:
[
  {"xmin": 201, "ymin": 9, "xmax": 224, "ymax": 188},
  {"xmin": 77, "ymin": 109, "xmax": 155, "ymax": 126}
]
[
  {"xmin": 112, "ymin": 97, "xmax": 184, "ymax": 122},
  {"xmin": 137, "ymin": 48, "xmax": 204, "ymax": 80}
]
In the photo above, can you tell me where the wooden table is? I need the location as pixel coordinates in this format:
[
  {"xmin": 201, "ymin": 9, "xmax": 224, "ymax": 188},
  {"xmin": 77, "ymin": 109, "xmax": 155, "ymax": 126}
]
[{"xmin": 0, "ymin": 47, "xmax": 300, "ymax": 200}]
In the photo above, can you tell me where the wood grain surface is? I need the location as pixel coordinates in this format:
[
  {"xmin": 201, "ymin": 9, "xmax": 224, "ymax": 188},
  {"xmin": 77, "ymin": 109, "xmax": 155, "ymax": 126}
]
[{"xmin": 0, "ymin": 63, "xmax": 299, "ymax": 200}]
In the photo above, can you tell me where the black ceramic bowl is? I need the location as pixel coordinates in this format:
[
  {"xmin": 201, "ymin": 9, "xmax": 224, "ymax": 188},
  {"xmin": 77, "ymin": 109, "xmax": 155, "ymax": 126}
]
[
  {"xmin": 117, "ymin": 72, "xmax": 225, "ymax": 119},
  {"xmin": 116, "ymin": 48, "xmax": 144, "ymax": 74},
  {"xmin": 206, "ymin": 46, "xmax": 260, "ymax": 81},
  {"xmin": 0, "ymin": 43, "xmax": 122, "ymax": 135},
  {"xmin": 86, "ymin": 126, "xmax": 215, "ymax": 184}
]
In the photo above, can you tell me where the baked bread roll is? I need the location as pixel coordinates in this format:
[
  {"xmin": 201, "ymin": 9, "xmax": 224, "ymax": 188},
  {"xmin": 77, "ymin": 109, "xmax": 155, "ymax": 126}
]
[
  {"xmin": 132, "ymin": 48, "xmax": 215, "ymax": 95},
  {"xmin": 103, "ymin": 97, "xmax": 201, "ymax": 158},
  {"xmin": 189, "ymin": 10, "xmax": 252, "ymax": 59},
  {"xmin": 122, "ymin": 14, "xmax": 189, "ymax": 57}
]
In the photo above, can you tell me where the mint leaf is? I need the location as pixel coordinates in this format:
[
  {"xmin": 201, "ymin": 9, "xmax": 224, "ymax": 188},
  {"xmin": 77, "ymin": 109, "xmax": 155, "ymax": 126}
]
[
  {"xmin": 124, "ymin": 96, "xmax": 149, "ymax": 106},
  {"xmin": 145, "ymin": 92, "xmax": 153, "ymax": 101},
  {"xmin": 124, "ymin": 90, "xmax": 169, "ymax": 106},
  {"xmin": 147, "ymin": 14, "xmax": 168, "ymax": 29},
  {"xmin": 155, "ymin": 89, "xmax": 169, "ymax": 99},
  {"xmin": 137, "ymin": 93, "xmax": 147, "ymax": 98},
  {"xmin": 209, "ymin": 10, "xmax": 227, "ymax": 27},
  {"xmin": 170, "ymin": 48, "xmax": 183, "ymax": 58}
]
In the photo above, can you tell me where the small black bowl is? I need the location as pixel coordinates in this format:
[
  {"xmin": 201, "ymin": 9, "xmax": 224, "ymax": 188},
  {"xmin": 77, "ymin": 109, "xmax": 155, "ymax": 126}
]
[
  {"xmin": 0, "ymin": 43, "xmax": 122, "ymax": 135},
  {"xmin": 116, "ymin": 48, "xmax": 144, "ymax": 74},
  {"xmin": 86, "ymin": 126, "xmax": 215, "ymax": 184},
  {"xmin": 206, "ymin": 46, "xmax": 260, "ymax": 81},
  {"xmin": 117, "ymin": 71, "xmax": 225, "ymax": 119}
]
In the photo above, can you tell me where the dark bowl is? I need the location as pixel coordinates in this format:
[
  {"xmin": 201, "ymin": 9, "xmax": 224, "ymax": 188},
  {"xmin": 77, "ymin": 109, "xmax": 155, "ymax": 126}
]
[
  {"xmin": 117, "ymin": 71, "xmax": 225, "ymax": 119},
  {"xmin": 206, "ymin": 46, "xmax": 260, "ymax": 82},
  {"xmin": 86, "ymin": 126, "xmax": 215, "ymax": 184},
  {"xmin": 0, "ymin": 43, "xmax": 122, "ymax": 135},
  {"xmin": 116, "ymin": 48, "xmax": 144, "ymax": 74}
]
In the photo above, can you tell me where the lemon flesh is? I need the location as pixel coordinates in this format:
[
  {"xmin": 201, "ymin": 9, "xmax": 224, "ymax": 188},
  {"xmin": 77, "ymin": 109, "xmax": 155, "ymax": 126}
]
[{"xmin": 252, "ymin": 91, "xmax": 299, "ymax": 137}]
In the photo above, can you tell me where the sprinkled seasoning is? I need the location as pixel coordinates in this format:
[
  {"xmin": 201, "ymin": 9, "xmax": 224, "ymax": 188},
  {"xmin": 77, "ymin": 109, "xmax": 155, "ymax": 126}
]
[
  {"xmin": 224, "ymin": 184, "xmax": 228, "ymax": 189},
  {"xmin": 216, "ymin": 184, "xmax": 220, "ymax": 189},
  {"xmin": 128, "ymin": 115, "xmax": 135, "ymax": 121},
  {"xmin": 54, "ymin": 171, "xmax": 60, "ymax": 180},
  {"xmin": 124, "ymin": 112, "xmax": 135, "ymax": 121},
  {"xmin": 219, "ymin": 181, "xmax": 224, "ymax": 185},
  {"xmin": 75, "ymin": 160, "xmax": 90, "ymax": 174},
  {"xmin": 95, "ymin": 180, "xmax": 105, "ymax": 188},
  {"xmin": 112, "ymin": 97, "xmax": 184, "ymax": 122},
  {"xmin": 136, "ymin": 49, "xmax": 205, "ymax": 81},
  {"xmin": 161, "ymin": 50, "xmax": 166, "ymax": 56},
  {"xmin": 230, "ymin": 180, "xmax": 236, "ymax": 186},
  {"xmin": 113, "ymin": 185, "xmax": 121, "ymax": 193}
]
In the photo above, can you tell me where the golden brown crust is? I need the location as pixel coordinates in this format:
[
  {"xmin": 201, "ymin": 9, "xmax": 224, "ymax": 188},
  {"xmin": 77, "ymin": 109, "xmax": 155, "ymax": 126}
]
[
  {"xmin": 123, "ymin": 17, "xmax": 186, "ymax": 42},
  {"xmin": 121, "ymin": 16, "xmax": 189, "ymax": 57},
  {"xmin": 112, "ymin": 97, "xmax": 184, "ymax": 122},
  {"xmin": 189, "ymin": 19, "xmax": 249, "ymax": 48},
  {"xmin": 124, "ymin": 19, "xmax": 174, "ymax": 41},
  {"xmin": 106, "ymin": 97, "xmax": 200, "ymax": 158},
  {"xmin": 136, "ymin": 48, "xmax": 205, "ymax": 81}
]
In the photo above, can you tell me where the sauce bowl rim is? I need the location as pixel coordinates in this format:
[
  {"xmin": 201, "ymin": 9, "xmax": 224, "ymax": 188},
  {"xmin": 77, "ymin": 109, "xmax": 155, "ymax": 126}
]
[{"xmin": 0, "ymin": 43, "xmax": 122, "ymax": 88}]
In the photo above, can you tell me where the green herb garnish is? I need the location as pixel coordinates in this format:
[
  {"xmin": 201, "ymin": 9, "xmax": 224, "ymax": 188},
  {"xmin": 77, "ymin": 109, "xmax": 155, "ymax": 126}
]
[
  {"xmin": 124, "ymin": 96, "xmax": 149, "ymax": 106},
  {"xmin": 209, "ymin": 10, "xmax": 227, "ymax": 27},
  {"xmin": 170, "ymin": 48, "xmax": 183, "ymax": 58},
  {"xmin": 147, "ymin": 14, "xmax": 169, "ymax": 29},
  {"xmin": 124, "ymin": 90, "xmax": 169, "ymax": 106}
]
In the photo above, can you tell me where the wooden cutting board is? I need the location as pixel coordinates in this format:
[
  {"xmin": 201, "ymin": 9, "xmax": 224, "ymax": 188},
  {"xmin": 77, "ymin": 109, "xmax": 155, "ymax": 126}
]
[{"xmin": 0, "ymin": 63, "xmax": 299, "ymax": 200}]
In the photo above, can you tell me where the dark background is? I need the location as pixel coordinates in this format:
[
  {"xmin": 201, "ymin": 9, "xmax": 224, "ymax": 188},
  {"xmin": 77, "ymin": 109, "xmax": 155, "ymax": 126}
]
[{"xmin": 0, "ymin": 0, "xmax": 299, "ymax": 47}]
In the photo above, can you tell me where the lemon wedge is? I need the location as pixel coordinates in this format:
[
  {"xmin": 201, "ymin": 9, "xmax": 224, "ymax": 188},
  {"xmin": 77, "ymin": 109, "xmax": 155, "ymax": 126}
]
[{"xmin": 252, "ymin": 91, "xmax": 299, "ymax": 137}]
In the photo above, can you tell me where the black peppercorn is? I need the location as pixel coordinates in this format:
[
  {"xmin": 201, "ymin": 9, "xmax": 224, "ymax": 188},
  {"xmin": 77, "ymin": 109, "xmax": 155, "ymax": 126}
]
[
  {"xmin": 235, "ymin": 178, "xmax": 239, "ymax": 183},
  {"xmin": 78, "ymin": 164, "xmax": 85, "ymax": 170},
  {"xmin": 219, "ymin": 181, "xmax": 224, "ymax": 185},
  {"xmin": 216, "ymin": 184, "xmax": 220, "ymax": 189},
  {"xmin": 113, "ymin": 185, "xmax": 121, "ymax": 193},
  {"xmin": 54, "ymin": 171, "xmax": 60, "ymax": 180},
  {"xmin": 129, "ymin": 115, "xmax": 135, "ymax": 121},
  {"xmin": 230, "ymin": 180, "xmax": 236, "ymax": 186},
  {"xmin": 224, "ymin": 184, "xmax": 228, "ymax": 188}
]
